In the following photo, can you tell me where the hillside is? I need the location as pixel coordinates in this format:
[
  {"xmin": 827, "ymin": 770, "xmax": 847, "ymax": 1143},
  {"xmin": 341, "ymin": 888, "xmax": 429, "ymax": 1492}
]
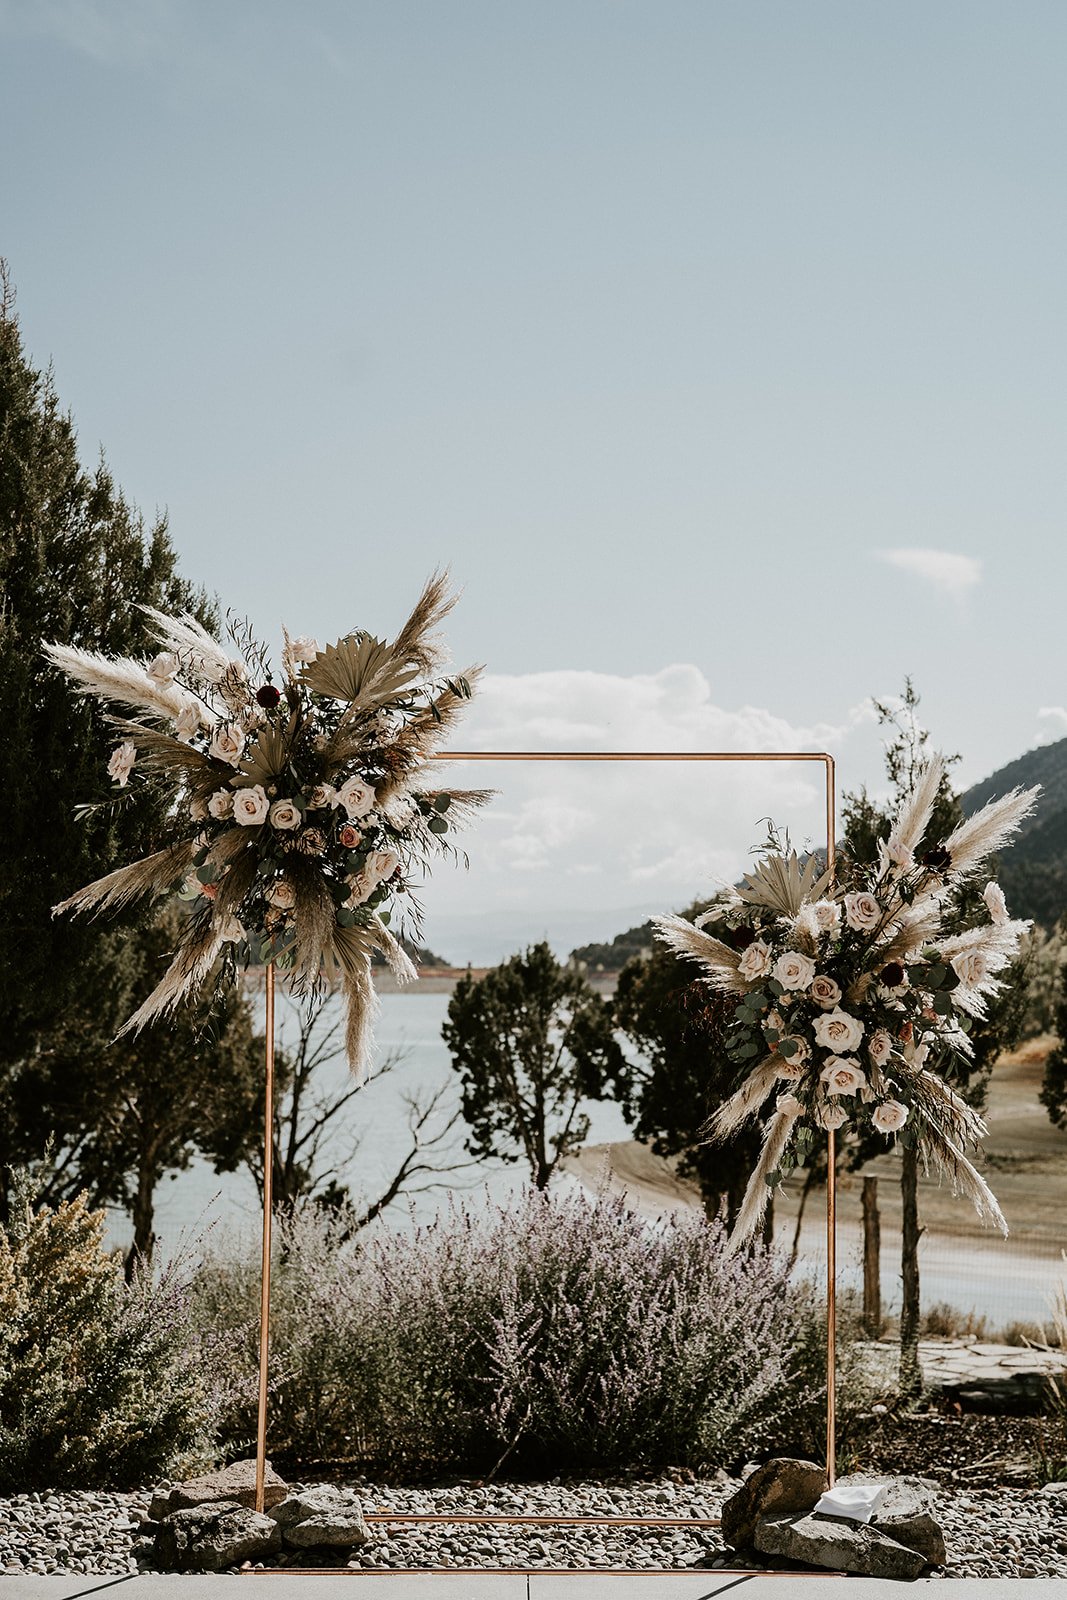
[
  {"xmin": 571, "ymin": 736, "xmax": 1067, "ymax": 969},
  {"xmin": 962, "ymin": 736, "xmax": 1067, "ymax": 929}
]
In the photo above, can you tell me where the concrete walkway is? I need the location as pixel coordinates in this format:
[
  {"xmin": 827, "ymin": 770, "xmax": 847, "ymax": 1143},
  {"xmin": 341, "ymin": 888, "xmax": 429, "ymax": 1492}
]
[{"xmin": 3, "ymin": 1576, "xmax": 1067, "ymax": 1599}]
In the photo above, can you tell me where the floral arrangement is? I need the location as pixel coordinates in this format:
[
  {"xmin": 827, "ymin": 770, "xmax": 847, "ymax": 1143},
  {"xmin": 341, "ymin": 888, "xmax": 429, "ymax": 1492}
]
[
  {"xmin": 45, "ymin": 574, "xmax": 487, "ymax": 1075},
  {"xmin": 653, "ymin": 755, "xmax": 1040, "ymax": 1248}
]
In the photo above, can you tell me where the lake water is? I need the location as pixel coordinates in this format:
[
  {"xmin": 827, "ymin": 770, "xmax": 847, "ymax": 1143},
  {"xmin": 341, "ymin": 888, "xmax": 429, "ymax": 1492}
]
[{"xmin": 115, "ymin": 990, "xmax": 1062, "ymax": 1327}]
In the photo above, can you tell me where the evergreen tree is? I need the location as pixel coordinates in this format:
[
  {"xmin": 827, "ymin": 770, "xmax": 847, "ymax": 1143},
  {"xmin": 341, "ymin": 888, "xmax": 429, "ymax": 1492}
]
[
  {"xmin": 442, "ymin": 943, "xmax": 632, "ymax": 1188},
  {"xmin": 0, "ymin": 264, "xmax": 261, "ymax": 1237}
]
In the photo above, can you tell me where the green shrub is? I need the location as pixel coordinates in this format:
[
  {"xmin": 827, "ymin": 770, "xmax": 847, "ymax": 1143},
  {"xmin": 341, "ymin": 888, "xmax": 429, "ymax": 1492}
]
[{"xmin": 0, "ymin": 1175, "xmax": 216, "ymax": 1489}]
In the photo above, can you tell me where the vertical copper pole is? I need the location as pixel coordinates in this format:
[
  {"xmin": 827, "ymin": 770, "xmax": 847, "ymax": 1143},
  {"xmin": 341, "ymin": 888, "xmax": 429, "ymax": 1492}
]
[
  {"xmin": 826, "ymin": 1123, "xmax": 837, "ymax": 1487},
  {"xmin": 254, "ymin": 961, "xmax": 275, "ymax": 1514},
  {"xmin": 824, "ymin": 754, "xmax": 837, "ymax": 1487}
]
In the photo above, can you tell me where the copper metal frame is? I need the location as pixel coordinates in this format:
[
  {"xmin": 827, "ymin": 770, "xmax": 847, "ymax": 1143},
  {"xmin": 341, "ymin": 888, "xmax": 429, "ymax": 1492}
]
[{"xmin": 252, "ymin": 748, "xmax": 838, "ymax": 1552}]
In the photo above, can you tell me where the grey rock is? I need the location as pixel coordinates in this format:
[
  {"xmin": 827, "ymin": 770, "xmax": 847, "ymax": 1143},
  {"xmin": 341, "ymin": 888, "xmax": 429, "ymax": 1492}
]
[
  {"xmin": 838, "ymin": 1473, "xmax": 946, "ymax": 1567},
  {"xmin": 149, "ymin": 1458, "xmax": 288, "ymax": 1519},
  {"xmin": 271, "ymin": 1486, "xmax": 371, "ymax": 1549},
  {"xmin": 154, "ymin": 1500, "xmax": 282, "ymax": 1572},
  {"xmin": 720, "ymin": 1457, "xmax": 827, "ymax": 1550},
  {"xmin": 754, "ymin": 1511, "xmax": 927, "ymax": 1580}
]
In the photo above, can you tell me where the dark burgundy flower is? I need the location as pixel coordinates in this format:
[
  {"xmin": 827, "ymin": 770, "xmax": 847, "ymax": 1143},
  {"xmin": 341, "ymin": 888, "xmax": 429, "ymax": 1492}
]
[
  {"xmin": 256, "ymin": 684, "xmax": 281, "ymax": 709},
  {"xmin": 880, "ymin": 961, "xmax": 905, "ymax": 989},
  {"xmin": 728, "ymin": 925, "xmax": 757, "ymax": 950},
  {"xmin": 921, "ymin": 845, "xmax": 951, "ymax": 873}
]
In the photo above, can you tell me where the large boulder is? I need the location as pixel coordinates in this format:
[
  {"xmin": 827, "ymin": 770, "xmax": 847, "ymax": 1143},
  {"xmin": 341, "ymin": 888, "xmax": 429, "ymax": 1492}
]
[
  {"xmin": 838, "ymin": 1474, "xmax": 946, "ymax": 1567},
  {"xmin": 754, "ymin": 1511, "xmax": 927, "ymax": 1580},
  {"xmin": 720, "ymin": 1457, "xmax": 827, "ymax": 1550},
  {"xmin": 154, "ymin": 1500, "xmax": 283, "ymax": 1572},
  {"xmin": 271, "ymin": 1486, "xmax": 372, "ymax": 1549},
  {"xmin": 150, "ymin": 1459, "xmax": 288, "ymax": 1519}
]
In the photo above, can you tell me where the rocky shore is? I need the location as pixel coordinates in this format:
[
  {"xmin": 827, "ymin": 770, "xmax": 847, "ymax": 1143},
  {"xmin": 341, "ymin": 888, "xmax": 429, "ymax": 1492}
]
[{"xmin": 4, "ymin": 1473, "xmax": 1067, "ymax": 1579}]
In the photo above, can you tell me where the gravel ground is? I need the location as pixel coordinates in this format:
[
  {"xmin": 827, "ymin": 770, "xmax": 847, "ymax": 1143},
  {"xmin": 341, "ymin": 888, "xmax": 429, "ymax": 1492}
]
[{"xmin": 4, "ymin": 1477, "xmax": 1067, "ymax": 1579}]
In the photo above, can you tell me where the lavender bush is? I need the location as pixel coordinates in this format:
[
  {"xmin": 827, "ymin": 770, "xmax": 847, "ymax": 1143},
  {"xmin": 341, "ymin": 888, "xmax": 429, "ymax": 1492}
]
[{"xmin": 199, "ymin": 1186, "xmax": 841, "ymax": 1473}]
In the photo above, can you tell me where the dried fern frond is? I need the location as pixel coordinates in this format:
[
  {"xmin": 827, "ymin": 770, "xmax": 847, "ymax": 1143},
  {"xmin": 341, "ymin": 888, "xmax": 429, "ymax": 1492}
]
[
  {"xmin": 652, "ymin": 914, "xmax": 747, "ymax": 993},
  {"xmin": 107, "ymin": 718, "xmax": 221, "ymax": 787},
  {"xmin": 114, "ymin": 914, "xmax": 225, "ymax": 1037},
  {"xmin": 236, "ymin": 720, "xmax": 293, "ymax": 788},
  {"xmin": 929, "ymin": 1129, "xmax": 1009, "ymax": 1236},
  {"xmin": 43, "ymin": 642, "xmax": 191, "ymax": 723},
  {"xmin": 726, "ymin": 1101, "xmax": 804, "ymax": 1253},
  {"xmin": 393, "ymin": 667, "xmax": 483, "ymax": 761},
  {"xmin": 329, "ymin": 923, "xmax": 384, "ymax": 1079},
  {"xmin": 286, "ymin": 860, "xmax": 340, "ymax": 989},
  {"xmin": 369, "ymin": 915, "xmax": 419, "ymax": 984},
  {"xmin": 390, "ymin": 569, "xmax": 458, "ymax": 675},
  {"xmin": 943, "ymin": 785, "xmax": 1041, "ymax": 880},
  {"xmin": 52, "ymin": 840, "xmax": 196, "ymax": 918},
  {"xmin": 301, "ymin": 635, "xmax": 419, "ymax": 706},
  {"xmin": 736, "ymin": 850, "xmax": 832, "ymax": 918},
  {"xmin": 703, "ymin": 1055, "xmax": 782, "ymax": 1142}
]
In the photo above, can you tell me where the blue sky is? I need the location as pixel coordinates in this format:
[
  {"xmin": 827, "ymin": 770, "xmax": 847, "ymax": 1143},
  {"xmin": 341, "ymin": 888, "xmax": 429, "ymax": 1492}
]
[{"xmin": 3, "ymin": 1, "xmax": 1065, "ymax": 946}]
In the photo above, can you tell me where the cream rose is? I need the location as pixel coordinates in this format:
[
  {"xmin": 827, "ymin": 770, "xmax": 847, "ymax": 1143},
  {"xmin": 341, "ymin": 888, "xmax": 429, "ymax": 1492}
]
[
  {"xmin": 209, "ymin": 722, "xmax": 246, "ymax": 767},
  {"xmin": 773, "ymin": 950, "xmax": 816, "ymax": 992},
  {"xmin": 208, "ymin": 788, "xmax": 234, "ymax": 820},
  {"xmin": 775, "ymin": 1054, "xmax": 805, "ymax": 1082},
  {"xmin": 266, "ymin": 879, "xmax": 296, "ymax": 910},
  {"xmin": 335, "ymin": 775, "xmax": 376, "ymax": 819},
  {"xmin": 738, "ymin": 940, "xmax": 773, "ymax": 981},
  {"xmin": 346, "ymin": 869, "xmax": 375, "ymax": 907},
  {"xmin": 107, "ymin": 740, "xmax": 136, "ymax": 787},
  {"xmin": 289, "ymin": 636, "xmax": 321, "ymax": 662},
  {"xmin": 174, "ymin": 703, "xmax": 201, "ymax": 742},
  {"xmin": 233, "ymin": 784, "xmax": 270, "ymax": 826},
  {"xmin": 369, "ymin": 848, "xmax": 400, "ymax": 883},
  {"xmin": 820, "ymin": 1056, "xmax": 867, "ymax": 1096},
  {"xmin": 810, "ymin": 974, "xmax": 842, "ymax": 1010},
  {"xmin": 844, "ymin": 891, "xmax": 881, "ymax": 932},
  {"xmin": 817, "ymin": 1103, "xmax": 848, "ymax": 1130},
  {"xmin": 872, "ymin": 1099, "xmax": 910, "ymax": 1134},
  {"xmin": 951, "ymin": 948, "xmax": 990, "ymax": 987},
  {"xmin": 148, "ymin": 650, "xmax": 180, "ymax": 682},
  {"xmin": 269, "ymin": 798, "xmax": 301, "ymax": 831},
  {"xmin": 306, "ymin": 783, "xmax": 336, "ymax": 810},
  {"xmin": 813, "ymin": 1006, "xmax": 865, "ymax": 1053},
  {"xmin": 776, "ymin": 1093, "xmax": 805, "ymax": 1118},
  {"xmin": 983, "ymin": 881, "xmax": 1009, "ymax": 926},
  {"xmin": 812, "ymin": 899, "xmax": 842, "ymax": 933},
  {"xmin": 868, "ymin": 1028, "xmax": 893, "ymax": 1067},
  {"xmin": 885, "ymin": 830, "xmax": 914, "ymax": 869}
]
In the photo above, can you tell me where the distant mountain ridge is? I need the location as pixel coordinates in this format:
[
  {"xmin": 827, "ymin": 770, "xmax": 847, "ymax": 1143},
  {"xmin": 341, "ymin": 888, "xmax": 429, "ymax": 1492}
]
[
  {"xmin": 571, "ymin": 736, "xmax": 1067, "ymax": 968},
  {"xmin": 962, "ymin": 735, "xmax": 1067, "ymax": 929}
]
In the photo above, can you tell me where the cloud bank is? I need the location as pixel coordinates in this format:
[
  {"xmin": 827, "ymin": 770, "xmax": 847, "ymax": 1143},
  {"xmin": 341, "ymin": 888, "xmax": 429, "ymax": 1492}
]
[{"xmin": 876, "ymin": 548, "xmax": 982, "ymax": 601}]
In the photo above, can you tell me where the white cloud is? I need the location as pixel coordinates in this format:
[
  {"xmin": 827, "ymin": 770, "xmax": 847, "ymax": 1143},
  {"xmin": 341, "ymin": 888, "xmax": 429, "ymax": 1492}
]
[
  {"xmin": 419, "ymin": 667, "xmax": 878, "ymax": 964},
  {"xmin": 0, "ymin": 0, "xmax": 176, "ymax": 64},
  {"xmin": 876, "ymin": 548, "xmax": 982, "ymax": 601},
  {"xmin": 1034, "ymin": 707, "xmax": 1067, "ymax": 746}
]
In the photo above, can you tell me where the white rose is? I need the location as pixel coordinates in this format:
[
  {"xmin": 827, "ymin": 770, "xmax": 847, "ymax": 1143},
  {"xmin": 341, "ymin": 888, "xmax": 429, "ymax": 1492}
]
[
  {"xmin": 269, "ymin": 798, "xmax": 301, "ymax": 831},
  {"xmin": 107, "ymin": 740, "xmax": 137, "ymax": 786},
  {"xmin": 233, "ymin": 784, "xmax": 270, "ymax": 826},
  {"xmin": 346, "ymin": 869, "xmax": 375, "ymax": 907},
  {"xmin": 872, "ymin": 1099, "xmax": 910, "ymax": 1134},
  {"xmin": 951, "ymin": 948, "xmax": 990, "ymax": 988},
  {"xmin": 810, "ymin": 974, "xmax": 842, "ymax": 1010},
  {"xmin": 209, "ymin": 722, "xmax": 246, "ymax": 767},
  {"xmin": 813, "ymin": 1006, "xmax": 865, "ymax": 1053},
  {"xmin": 368, "ymin": 848, "xmax": 400, "ymax": 883},
  {"xmin": 290, "ymin": 636, "xmax": 320, "ymax": 662},
  {"xmin": 191, "ymin": 650, "xmax": 228, "ymax": 684},
  {"xmin": 738, "ymin": 940, "xmax": 773, "ymax": 981},
  {"xmin": 148, "ymin": 650, "xmax": 180, "ymax": 682},
  {"xmin": 208, "ymin": 788, "xmax": 234, "ymax": 820},
  {"xmin": 335, "ymin": 775, "xmax": 376, "ymax": 819},
  {"xmin": 817, "ymin": 1102, "xmax": 848, "ymax": 1130},
  {"xmin": 174, "ymin": 703, "xmax": 201, "ymax": 742},
  {"xmin": 266, "ymin": 879, "xmax": 296, "ymax": 910},
  {"xmin": 983, "ymin": 882, "xmax": 1009, "ymax": 926},
  {"xmin": 885, "ymin": 831, "xmax": 914, "ymax": 869},
  {"xmin": 306, "ymin": 784, "xmax": 336, "ymax": 810},
  {"xmin": 820, "ymin": 1056, "xmax": 867, "ymax": 1096},
  {"xmin": 868, "ymin": 1028, "xmax": 893, "ymax": 1067},
  {"xmin": 773, "ymin": 950, "xmax": 816, "ymax": 992},
  {"xmin": 812, "ymin": 899, "xmax": 842, "ymax": 933},
  {"xmin": 844, "ymin": 891, "xmax": 881, "ymax": 932},
  {"xmin": 777, "ymin": 1093, "xmax": 805, "ymax": 1119}
]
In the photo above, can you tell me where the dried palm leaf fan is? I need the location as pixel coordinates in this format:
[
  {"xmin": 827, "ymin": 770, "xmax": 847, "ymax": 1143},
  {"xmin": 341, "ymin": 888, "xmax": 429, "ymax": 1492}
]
[{"xmin": 46, "ymin": 573, "xmax": 489, "ymax": 1077}]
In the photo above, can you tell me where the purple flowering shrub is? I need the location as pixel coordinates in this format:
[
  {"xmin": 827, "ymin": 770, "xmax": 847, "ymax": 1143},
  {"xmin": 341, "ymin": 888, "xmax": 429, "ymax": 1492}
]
[{"xmin": 202, "ymin": 1186, "xmax": 838, "ymax": 1473}]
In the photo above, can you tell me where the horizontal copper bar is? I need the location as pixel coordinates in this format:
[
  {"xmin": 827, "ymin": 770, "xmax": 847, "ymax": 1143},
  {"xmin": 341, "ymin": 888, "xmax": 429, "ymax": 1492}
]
[{"xmin": 438, "ymin": 750, "xmax": 832, "ymax": 762}]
